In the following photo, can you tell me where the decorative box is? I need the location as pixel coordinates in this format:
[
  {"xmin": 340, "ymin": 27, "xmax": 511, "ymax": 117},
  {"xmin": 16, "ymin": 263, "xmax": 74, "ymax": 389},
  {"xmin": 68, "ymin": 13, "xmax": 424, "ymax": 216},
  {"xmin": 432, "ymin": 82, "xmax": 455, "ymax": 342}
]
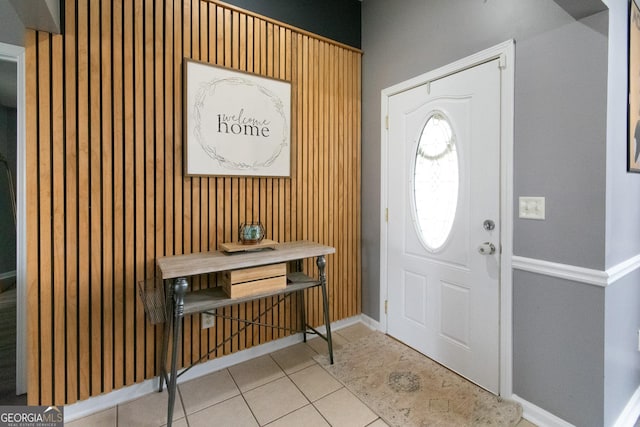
[{"xmin": 220, "ymin": 263, "xmax": 286, "ymax": 298}]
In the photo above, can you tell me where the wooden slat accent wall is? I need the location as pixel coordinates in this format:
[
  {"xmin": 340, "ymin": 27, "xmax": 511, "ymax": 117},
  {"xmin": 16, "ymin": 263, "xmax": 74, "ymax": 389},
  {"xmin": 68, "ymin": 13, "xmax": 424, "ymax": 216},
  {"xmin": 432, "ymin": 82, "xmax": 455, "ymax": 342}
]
[{"xmin": 25, "ymin": 0, "xmax": 361, "ymax": 406}]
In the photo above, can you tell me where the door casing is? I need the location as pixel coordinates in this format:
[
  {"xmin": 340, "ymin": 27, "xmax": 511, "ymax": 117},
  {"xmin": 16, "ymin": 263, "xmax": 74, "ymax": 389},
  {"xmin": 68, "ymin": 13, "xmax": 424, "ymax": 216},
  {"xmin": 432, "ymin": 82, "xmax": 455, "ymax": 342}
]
[
  {"xmin": 379, "ymin": 40, "xmax": 515, "ymax": 397},
  {"xmin": 0, "ymin": 41, "xmax": 26, "ymax": 395}
]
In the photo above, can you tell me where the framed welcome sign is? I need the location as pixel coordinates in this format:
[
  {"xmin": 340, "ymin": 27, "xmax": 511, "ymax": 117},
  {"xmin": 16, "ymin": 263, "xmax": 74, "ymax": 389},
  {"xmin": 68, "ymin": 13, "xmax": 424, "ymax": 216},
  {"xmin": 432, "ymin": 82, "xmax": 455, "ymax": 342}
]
[{"xmin": 184, "ymin": 59, "xmax": 291, "ymax": 177}]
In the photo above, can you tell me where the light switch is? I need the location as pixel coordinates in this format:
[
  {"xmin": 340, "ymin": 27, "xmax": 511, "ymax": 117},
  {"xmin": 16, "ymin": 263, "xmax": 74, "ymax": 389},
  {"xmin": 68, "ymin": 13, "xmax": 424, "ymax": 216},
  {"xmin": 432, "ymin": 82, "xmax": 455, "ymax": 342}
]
[{"xmin": 519, "ymin": 196, "xmax": 545, "ymax": 220}]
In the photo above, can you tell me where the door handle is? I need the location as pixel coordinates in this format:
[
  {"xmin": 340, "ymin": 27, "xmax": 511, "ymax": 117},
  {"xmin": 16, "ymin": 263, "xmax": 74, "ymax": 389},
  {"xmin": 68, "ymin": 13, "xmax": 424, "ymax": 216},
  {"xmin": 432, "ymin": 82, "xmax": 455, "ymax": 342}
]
[{"xmin": 478, "ymin": 242, "xmax": 496, "ymax": 255}]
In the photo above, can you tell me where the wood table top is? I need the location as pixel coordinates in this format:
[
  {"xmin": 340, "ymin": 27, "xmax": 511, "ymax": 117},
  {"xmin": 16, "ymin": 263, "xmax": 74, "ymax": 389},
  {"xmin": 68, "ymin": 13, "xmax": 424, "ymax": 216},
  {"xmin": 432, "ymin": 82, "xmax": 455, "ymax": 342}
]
[{"xmin": 157, "ymin": 240, "xmax": 335, "ymax": 280}]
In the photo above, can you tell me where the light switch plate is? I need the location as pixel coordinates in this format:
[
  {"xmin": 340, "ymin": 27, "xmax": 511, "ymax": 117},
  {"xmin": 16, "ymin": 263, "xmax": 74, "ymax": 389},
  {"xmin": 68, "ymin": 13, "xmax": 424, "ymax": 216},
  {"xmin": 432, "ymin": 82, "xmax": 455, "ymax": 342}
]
[{"xmin": 519, "ymin": 196, "xmax": 545, "ymax": 220}]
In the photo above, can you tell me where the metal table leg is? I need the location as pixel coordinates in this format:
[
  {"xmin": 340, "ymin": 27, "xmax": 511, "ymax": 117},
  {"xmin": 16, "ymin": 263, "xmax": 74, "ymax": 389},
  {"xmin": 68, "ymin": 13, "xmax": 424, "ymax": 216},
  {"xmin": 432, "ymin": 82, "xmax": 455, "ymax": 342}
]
[
  {"xmin": 296, "ymin": 260, "xmax": 308, "ymax": 343},
  {"xmin": 159, "ymin": 280, "xmax": 174, "ymax": 392},
  {"xmin": 316, "ymin": 255, "xmax": 334, "ymax": 364},
  {"xmin": 299, "ymin": 290, "xmax": 307, "ymax": 342},
  {"xmin": 166, "ymin": 277, "xmax": 188, "ymax": 427}
]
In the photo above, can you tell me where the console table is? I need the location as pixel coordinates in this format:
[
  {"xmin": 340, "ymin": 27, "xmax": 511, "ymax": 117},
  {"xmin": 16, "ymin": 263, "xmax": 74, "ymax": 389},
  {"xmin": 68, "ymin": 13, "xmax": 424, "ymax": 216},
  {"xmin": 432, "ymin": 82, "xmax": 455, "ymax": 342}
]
[{"xmin": 156, "ymin": 241, "xmax": 336, "ymax": 427}]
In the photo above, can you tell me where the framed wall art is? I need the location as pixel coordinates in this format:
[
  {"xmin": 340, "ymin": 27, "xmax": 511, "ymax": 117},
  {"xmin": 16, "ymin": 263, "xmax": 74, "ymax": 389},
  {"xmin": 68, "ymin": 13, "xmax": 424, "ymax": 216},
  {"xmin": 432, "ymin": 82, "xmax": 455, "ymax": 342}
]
[
  {"xmin": 184, "ymin": 59, "xmax": 291, "ymax": 177},
  {"xmin": 629, "ymin": 0, "xmax": 640, "ymax": 172}
]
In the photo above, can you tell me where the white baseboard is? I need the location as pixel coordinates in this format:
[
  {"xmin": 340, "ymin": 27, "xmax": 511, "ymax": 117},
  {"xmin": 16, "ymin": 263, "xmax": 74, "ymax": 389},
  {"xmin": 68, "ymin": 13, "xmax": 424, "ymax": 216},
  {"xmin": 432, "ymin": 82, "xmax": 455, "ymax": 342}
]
[
  {"xmin": 359, "ymin": 313, "xmax": 383, "ymax": 331},
  {"xmin": 613, "ymin": 385, "xmax": 640, "ymax": 427},
  {"xmin": 64, "ymin": 315, "xmax": 366, "ymax": 422},
  {"xmin": 512, "ymin": 391, "xmax": 639, "ymax": 427},
  {"xmin": 64, "ymin": 375, "xmax": 161, "ymax": 422},
  {"xmin": 511, "ymin": 394, "xmax": 575, "ymax": 427},
  {"xmin": 312, "ymin": 314, "xmax": 367, "ymax": 335}
]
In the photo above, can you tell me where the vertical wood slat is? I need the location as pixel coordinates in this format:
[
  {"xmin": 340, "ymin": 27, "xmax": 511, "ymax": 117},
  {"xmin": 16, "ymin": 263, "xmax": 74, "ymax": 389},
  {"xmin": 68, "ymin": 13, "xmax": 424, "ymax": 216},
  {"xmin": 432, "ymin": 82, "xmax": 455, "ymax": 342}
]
[
  {"xmin": 51, "ymin": 28, "xmax": 66, "ymax": 406},
  {"xmin": 133, "ymin": 0, "xmax": 146, "ymax": 384},
  {"xmin": 172, "ymin": 0, "xmax": 184, "ymax": 370},
  {"xmin": 181, "ymin": 0, "xmax": 192, "ymax": 367},
  {"xmin": 76, "ymin": 1, "xmax": 91, "ymax": 401},
  {"xmin": 123, "ymin": 0, "xmax": 136, "ymax": 387},
  {"xmin": 26, "ymin": 0, "xmax": 361, "ymax": 406},
  {"xmin": 113, "ymin": 0, "xmax": 125, "ymax": 391},
  {"xmin": 204, "ymin": 0, "xmax": 213, "ymax": 353},
  {"xmin": 36, "ymin": 30, "xmax": 53, "ymax": 405},
  {"xmin": 214, "ymin": 3, "xmax": 224, "ymax": 356},
  {"xmin": 230, "ymin": 8, "xmax": 241, "ymax": 350},
  {"xmin": 64, "ymin": 0, "xmax": 79, "ymax": 402},
  {"xmin": 88, "ymin": 1, "xmax": 103, "ymax": 396},
  {"xmin": 101, "ymin": 0, "xmax": 114, "ymax": 394},
  {"xmin": 71, "ymin": 0, "xmax": 92, "ymax": 393},
  {"xmin": 245, "ymin": 15, "xmax": 255, "ymax": 351},
  {"xmin": 189, "ymin": 0, "xmax": 201, "ymax": 365},
  {"xmin": 25, "ymin": 28, "xmax": 39, "ymax": 406},
  {"xmin": 143, "ymin": 0, "xmax": 156, "ymax": 381},
  {"xmin": 153, "ymin": 0, "xmax": 166, "ymax": 377}
]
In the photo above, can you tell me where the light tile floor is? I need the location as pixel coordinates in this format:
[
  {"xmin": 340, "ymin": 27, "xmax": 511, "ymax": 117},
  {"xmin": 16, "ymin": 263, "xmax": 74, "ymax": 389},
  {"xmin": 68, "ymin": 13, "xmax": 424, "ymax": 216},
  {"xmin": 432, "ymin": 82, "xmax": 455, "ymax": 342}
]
[{"xmin": 66, "ymin": 323, "xmax": 537, "ymax": 427}]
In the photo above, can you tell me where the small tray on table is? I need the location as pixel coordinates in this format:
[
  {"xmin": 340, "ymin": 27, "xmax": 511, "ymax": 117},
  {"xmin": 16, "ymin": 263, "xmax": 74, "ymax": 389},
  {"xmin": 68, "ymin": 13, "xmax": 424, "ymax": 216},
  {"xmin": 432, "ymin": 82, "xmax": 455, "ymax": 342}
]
[{"xmin": 219, "ymin": 239, "xmax": 278, "ymax": 253}]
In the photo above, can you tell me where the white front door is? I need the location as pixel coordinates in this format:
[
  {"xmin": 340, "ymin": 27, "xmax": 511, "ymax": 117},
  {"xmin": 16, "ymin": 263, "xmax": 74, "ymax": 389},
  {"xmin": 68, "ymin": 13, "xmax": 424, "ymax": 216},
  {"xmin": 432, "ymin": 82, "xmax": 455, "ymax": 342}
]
[{"xmin": 386, "ymin": 59, "xmax": 501, "ymax": 393}]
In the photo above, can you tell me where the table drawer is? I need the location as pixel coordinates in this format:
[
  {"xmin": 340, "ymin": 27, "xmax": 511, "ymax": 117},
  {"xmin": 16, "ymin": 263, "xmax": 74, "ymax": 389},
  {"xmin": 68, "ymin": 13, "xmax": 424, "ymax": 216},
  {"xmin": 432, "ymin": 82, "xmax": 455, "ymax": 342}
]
[{"xmin": 220, "ymin": 263, "xmax": 286, "ymax": 298}]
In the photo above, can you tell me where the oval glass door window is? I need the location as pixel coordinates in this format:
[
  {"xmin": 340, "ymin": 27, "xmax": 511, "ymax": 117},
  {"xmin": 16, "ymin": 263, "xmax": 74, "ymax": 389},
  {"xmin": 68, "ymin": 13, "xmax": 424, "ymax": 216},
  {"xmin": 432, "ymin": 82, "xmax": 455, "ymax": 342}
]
[{"xmin": 413, "ymin": 112, "xmax": 459, "ymax": 251}]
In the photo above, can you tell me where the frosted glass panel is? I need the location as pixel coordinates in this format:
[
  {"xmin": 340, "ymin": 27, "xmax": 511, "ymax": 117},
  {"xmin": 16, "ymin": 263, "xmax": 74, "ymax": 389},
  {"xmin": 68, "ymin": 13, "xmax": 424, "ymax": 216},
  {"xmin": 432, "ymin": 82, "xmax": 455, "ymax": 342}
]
[{"xmin": 413, "ymin": 112, "xmax": 459, "ymax": 251}]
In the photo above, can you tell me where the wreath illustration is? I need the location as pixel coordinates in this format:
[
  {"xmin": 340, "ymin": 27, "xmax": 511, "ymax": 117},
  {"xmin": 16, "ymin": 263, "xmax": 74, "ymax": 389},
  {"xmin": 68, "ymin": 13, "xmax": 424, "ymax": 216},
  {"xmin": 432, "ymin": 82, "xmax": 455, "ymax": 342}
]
[{"xmin": 192, "ymin": 77, "xmax": 289, "ymax": 171}]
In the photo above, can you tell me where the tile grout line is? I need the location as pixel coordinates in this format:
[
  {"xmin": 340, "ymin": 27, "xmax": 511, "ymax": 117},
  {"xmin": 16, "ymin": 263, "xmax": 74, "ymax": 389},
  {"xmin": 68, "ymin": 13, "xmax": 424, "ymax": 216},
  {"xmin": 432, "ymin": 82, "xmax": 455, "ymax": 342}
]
[
  {"xmin": 174, "ymin": 368, "xmax": 249, "ymax": 426},
  {"xmin": 266, "ymin": 349, "xmax": 335, "ymax": 427},
  {"xmin": 305, "ymin": 329, "xmax": 387, "ymax": 426},
  {"xmin": 67, "ymin": 325, "xmax": 380, "ymax": 427},
  {"xmin": 228, "ymin": 366, "xmax": 262, "ymax": 427},
  {"xmin": 176, "ymin": 383, "xmax": 189, "ymax": 427},
  {"xmin": 311, "ymin": 330, "xmax": 392, "ymax": 426},
  {"xmin": 115, "ymin": 325, "xmax": 376, "ymax": 427}
]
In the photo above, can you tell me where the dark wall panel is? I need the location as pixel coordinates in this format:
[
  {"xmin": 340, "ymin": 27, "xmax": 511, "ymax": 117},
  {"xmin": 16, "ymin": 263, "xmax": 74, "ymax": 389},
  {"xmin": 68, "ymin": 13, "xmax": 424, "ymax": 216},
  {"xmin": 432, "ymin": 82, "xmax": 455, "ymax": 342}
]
[{"xmin": 221, "ymin": 0, "xmax": 361, "ymax": 48}]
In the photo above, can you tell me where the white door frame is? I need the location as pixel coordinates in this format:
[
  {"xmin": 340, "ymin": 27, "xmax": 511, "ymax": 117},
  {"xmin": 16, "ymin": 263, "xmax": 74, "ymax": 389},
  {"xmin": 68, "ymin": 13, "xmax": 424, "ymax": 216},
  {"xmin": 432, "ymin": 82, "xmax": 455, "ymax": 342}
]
[
  {"xmin": 379, "ymin": 40, "xmax": 515, "ymax": 397},
  {"xmin": 0, "ymin": 41, "xmax": 27, "ymax": 395}
]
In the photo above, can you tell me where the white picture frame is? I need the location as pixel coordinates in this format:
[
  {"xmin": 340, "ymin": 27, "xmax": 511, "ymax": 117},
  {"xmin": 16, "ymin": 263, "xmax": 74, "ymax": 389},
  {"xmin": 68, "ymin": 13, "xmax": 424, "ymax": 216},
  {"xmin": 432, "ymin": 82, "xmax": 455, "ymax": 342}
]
[{"xmin": 184, "ymin": 59, "xmax": 291, "ymax": 177}]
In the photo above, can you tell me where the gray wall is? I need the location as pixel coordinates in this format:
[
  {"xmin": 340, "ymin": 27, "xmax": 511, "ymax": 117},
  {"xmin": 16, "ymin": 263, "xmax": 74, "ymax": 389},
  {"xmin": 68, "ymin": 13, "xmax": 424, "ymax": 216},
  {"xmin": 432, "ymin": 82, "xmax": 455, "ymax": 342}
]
[
  {"xmin": 361, "ymin": 0, "xmax": 606, "ymax": 324},
  {"xmin": 514, "ymin": 11, "xmax": 607, "ymax": 269},
  {"xmin": 361, "ymin": 0, "xmax": 607, "ymax": 318},
  {"xmin": 0, "ymin": 106, "xmax": 16, "ymax": 274},
  {"xmin": 605, "ymin": 272, "xmax": 640, "ymax": 426},
  {"xmin": 513, "ymin": 271, "xmax": 605, "ymax": 426},
  {"xmin": 602, "ymin": 2, "xmax": 640, "ymax": 425},
  {"xmin": 362, "ymin": 0, "xmax": 620, "ymax": 425}
]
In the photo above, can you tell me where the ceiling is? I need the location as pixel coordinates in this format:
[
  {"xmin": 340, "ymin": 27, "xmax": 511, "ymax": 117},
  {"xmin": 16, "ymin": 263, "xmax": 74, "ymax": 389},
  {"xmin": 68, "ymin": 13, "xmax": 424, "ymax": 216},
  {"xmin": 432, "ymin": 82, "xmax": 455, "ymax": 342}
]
[
  {"xmin": 0, "ymin": 0, "xmax": 610, "ymax": 110},
  {"xmin": 0, "ymin": 1, "xmax": 24, "ymax": 47},
  {"xmin": 552, "ymin": 0, "xmax": 607, "ymax": 20}
]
